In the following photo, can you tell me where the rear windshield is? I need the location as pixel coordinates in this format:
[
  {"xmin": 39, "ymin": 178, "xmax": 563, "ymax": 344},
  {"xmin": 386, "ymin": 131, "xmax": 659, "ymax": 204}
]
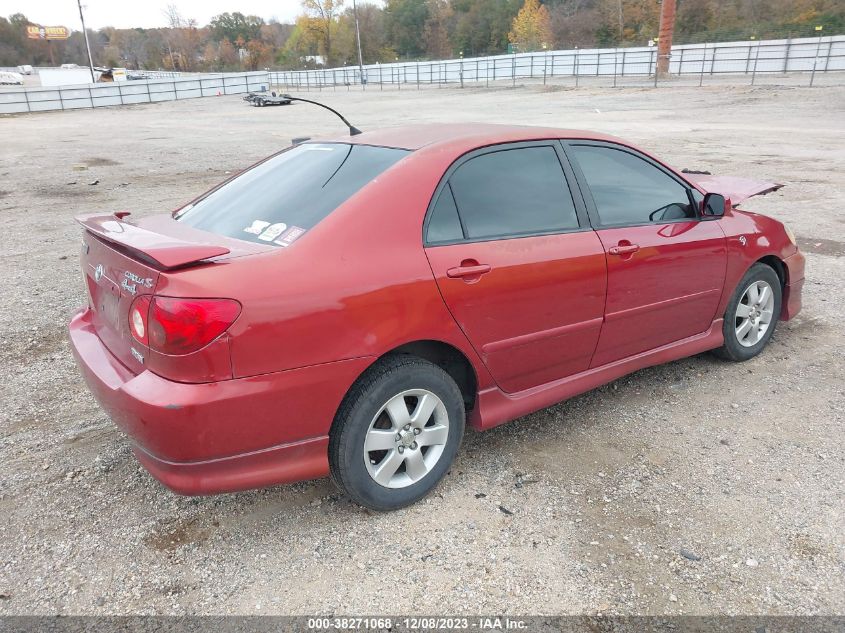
[{"xmin": 175, "ymin": 143, "xmax": 409, "ymax": 247}]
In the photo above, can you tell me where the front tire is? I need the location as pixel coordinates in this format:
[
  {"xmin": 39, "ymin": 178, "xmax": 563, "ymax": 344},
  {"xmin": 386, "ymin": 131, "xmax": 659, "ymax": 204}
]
[
  {"xmin": 715, "ymin": 262, "xmax": 782, "ymax": 362},
  {"xmin": 329, "ymin": 355, "xmax": 465, "ymax": 511}
]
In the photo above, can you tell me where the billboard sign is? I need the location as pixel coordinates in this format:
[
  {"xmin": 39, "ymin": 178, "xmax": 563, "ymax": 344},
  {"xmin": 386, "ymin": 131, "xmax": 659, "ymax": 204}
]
[{"xmin": 26, "ymin": 25, "xmax": 70, "ymax": 40}]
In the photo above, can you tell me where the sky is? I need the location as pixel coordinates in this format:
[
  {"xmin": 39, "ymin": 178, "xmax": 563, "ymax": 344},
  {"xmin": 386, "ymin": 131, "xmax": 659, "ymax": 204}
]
[{"xmin": 2, "ymin": 0, "xmax": 308, "ymax": 30}]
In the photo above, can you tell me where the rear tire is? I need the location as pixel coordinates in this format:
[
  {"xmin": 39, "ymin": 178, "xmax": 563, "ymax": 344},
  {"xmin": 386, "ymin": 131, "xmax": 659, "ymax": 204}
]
[
  {"xmin": 329, "ymin": 355, "xmax": 465, "ymax": 511},
  {"xmin": 714, "ymin": 263, "xmax": 782, "ymax": 362}
]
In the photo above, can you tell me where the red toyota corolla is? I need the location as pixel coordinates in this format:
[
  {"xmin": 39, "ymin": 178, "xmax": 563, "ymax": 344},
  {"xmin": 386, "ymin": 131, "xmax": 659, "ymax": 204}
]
[{"xmin": 69, "ymin": 123, "xmax": 804, "ymax": 510}]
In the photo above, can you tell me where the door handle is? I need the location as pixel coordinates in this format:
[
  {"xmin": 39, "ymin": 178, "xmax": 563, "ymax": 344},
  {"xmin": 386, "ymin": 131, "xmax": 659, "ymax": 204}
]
[
  {"xmin": 608, "ymin": 244, "xmax": 640, "ymax": 256},
  {"xmin": 447, "ymin": 262, "xmax": 491, "ymax": 280}
]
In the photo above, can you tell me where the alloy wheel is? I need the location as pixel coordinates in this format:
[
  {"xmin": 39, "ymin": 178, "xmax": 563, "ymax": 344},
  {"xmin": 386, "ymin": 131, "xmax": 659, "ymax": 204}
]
[
  {"xmin": 363, "ymin": 389, "xmax": 450, "ymax": 489},
  {"xmin": 735, "ymin": 280, "xmax": 775, "ymax": 347}
]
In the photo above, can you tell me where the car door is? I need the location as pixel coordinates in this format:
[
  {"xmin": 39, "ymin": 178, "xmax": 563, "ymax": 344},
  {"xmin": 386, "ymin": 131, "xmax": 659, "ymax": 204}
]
[
  {"xmin": 563, "ymin": 141, "xmax": 727, "ymax": 368},
  {"xmin": 423, "ymin": 142, "xmax": 607, "ymax": 394}
]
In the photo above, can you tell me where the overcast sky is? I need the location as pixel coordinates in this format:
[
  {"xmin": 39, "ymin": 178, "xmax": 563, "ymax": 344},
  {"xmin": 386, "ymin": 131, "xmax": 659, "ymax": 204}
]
[{"xmin": 5, "ymin": 0, "xmax": 310, "ymax": 30}]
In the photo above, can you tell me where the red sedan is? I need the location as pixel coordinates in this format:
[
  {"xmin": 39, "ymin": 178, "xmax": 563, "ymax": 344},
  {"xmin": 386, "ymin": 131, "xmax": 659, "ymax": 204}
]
[{"xmin": 69, "ymin": 124, "xmax": 805, "ymax": 510}]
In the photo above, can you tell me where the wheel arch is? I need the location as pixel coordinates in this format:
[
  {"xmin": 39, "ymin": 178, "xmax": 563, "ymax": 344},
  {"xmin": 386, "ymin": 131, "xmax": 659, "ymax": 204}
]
[
  {"xmin": 756, "ymin": 254, "xmax": 787, "ymax": 289},
  {"xmin": 334, "ymin": 340, "xmax": 479, "ymax": 429},
  {"xmin": 383, "ymin": 340, "xmax": 478, "ymax": 411}
]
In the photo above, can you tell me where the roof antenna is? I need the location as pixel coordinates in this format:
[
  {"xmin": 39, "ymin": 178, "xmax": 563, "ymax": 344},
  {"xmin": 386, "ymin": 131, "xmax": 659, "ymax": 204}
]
[{"xmin": 282, "ymin": 95, "xmax": 362, "ymax": 136}]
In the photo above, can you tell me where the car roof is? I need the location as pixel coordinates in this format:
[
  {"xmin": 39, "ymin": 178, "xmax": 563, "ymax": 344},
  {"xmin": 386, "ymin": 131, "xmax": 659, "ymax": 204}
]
[{"xmin": 331, "ymin": 123, "xmax": 628, "ymax": 152}]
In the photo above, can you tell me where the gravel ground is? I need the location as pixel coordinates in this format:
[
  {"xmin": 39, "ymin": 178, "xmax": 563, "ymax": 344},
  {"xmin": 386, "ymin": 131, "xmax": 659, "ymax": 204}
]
[{"xmin": 0, "ymin": 82, "xmax": 843, "ymax": 616}]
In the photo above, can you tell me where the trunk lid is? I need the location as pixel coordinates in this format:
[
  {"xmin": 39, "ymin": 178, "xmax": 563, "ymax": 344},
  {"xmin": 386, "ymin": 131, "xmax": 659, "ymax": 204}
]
[
  {"xmin": 684, "ymin": 174, "xmax": 783, "ymax": 206},
  {"xmin": 78, "ymin": 213, "xmax": 269, "ymax": 372}
]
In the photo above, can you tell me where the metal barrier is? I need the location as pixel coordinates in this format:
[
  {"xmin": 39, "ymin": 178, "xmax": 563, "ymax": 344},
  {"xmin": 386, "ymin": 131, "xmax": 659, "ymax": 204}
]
[
  {"xmin": 0, "ymin": 71, "xmax": 269, "ymax": 114},
  {"xmin": 270, "ymin": 35, "xmax": 844, "ymax": 90}
]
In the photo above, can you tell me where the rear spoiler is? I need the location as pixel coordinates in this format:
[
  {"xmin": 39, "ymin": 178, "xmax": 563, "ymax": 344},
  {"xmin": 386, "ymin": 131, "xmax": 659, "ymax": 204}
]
[
  {"xmin": 76, "ymin": 213, "xmax": 230, "ymax": 270},
  {"xmin": 683, "ymin": 174, "xmax": 783, "ymax": 206}
]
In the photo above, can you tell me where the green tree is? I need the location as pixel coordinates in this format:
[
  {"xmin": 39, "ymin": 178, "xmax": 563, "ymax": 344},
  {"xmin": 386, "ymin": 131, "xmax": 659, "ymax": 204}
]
[
  {"xmin": 209, "ymin": 12, "xmax": 264, "ymax": 43},
  {"xmin": 384, "ymin": 0, "xmax": 429, "ymax": 58},
  {"xmin": 451, "ymin": 0, "xmax": 522, "ymax": 56}
]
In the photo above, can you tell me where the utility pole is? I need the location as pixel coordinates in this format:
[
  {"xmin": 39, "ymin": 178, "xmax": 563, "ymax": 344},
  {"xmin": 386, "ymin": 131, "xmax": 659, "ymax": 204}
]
[
  {"xmin": 352, "ymin": 0, "xmax": 365, "ymax": 88},
  {"xmin": 77, "ymin": 0, "xmax": 96, "ymax": 83},
  {"xmin": 657, "ymin": 0, "xmax": 677, "ymax": 77}
]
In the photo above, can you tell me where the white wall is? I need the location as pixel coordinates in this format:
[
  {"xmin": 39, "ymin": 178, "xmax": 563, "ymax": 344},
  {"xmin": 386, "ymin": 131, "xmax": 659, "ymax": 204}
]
[
  {"xmin": 271, "ymin": 35, "xmax": 844, "ymax": 87},
  {"xmin": 39, "ymin": 68, "xmax": 98, "ymax": 87}
]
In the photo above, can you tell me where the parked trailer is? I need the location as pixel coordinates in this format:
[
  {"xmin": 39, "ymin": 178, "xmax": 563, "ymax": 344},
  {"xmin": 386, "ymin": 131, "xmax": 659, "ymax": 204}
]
[{"xmin": 252, "ymin": 92, "xmax": 292, "ymax": 107}]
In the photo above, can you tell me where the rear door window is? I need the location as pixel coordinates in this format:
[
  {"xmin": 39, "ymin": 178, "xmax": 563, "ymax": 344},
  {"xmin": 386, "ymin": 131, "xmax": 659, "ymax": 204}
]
[
  {"xmin": 446, "ymin": 146, "xmax": 580, "ymax": 241},
  {"xmin": 176, "ymin": 143, "xmax": 408, "ymax": 245},
  {"xmin": 426, "ymin": 184, "xmax": 465, "ymax": 244}
]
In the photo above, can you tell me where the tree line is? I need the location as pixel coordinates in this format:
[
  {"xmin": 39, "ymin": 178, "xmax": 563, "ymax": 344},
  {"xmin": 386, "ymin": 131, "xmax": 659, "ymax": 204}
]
[{"xmin": 1, "ymin": 0, "xmax": 842, "ymax": 71}]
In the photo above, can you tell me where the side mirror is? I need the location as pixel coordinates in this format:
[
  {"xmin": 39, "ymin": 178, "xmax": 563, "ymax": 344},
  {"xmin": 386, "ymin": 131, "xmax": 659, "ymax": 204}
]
[{"xmin": 702, "ymin": 192, "xmax": 727, "ymax": 217}]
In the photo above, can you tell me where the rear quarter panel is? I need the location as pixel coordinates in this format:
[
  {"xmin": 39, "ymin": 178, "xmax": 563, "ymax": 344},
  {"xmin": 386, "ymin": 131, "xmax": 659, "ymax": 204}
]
[{"xmin": 154, "ymin": 151, "xmax": 495, "ymax": 390}]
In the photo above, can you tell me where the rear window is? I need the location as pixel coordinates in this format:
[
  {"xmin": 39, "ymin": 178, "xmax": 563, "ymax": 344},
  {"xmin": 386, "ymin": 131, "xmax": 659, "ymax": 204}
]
[{"xmin": 176, "ymin": 143, "xmax": 408, "ymax": 246}]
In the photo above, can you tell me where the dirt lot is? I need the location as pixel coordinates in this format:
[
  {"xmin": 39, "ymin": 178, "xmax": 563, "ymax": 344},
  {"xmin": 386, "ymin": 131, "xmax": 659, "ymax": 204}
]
[{"xmin": 0, "ymin": 82, "xmax": 843, "ymax": 616}]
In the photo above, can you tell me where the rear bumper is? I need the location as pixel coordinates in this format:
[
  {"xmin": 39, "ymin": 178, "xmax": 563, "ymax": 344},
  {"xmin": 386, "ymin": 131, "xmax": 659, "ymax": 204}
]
[
  {"xmin": 782, "ymin": 250, "xmax": 805, "ymax": 321},
  {"xmin": 132, "ymin": 437, "xmax": 329, "ymax": 495},
  {"xmin": 68, "ymin": 308, "xmax": 371, "ymax": 494}
]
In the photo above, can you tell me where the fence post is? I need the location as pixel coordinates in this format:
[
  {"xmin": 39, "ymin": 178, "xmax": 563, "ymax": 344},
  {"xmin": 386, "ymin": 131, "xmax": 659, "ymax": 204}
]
[
  {"xmin": 782, "ymin": 38, "xmax": 792, "ymax": 74},
  {"xmin": 596, "ymin": 51, "xmax": 601, "ymax": 76},
  {"xmin": 460, "ymin": 60, "xmax": 464, "ymax": 88},
  {"xmin": 530, "ymin": 54, "xmax": 534, "ymax": 80},
  {"xmin": 613, "ymin": 48, "xmax": 618, "ymax": 87},
  {"xmin": 678, "ymin": 46, "xmax": 685, "ymax": 76},
  {"xmin": 550, "ymin": 52, "xmax": 555, "ymax": 78},
  {"xmin": 22, "ymin": 87, "xmax": 30, "ymax": 113},
  {"xmin": 823, "ymin": 37, "xmax": 832, "ymax": 72},
  {"xmin": 543, "ymin": 50, "xmax": 548, "ymax": 85},
  {"xmin": 744, "ymin": 42, "xmax": 753, "ymax": 74},
  {"xmin": 512, "ymin": 55, "xmax": 516, "ymax": 87},
  {"xmin": 699, "ymin": 43, "xmax": 707, "ymax": 86},
  {"xmin": 810, "ymin": 33, "xmax": 823, "ymax": 86},
  {"xmin": 574, "ymin": 50, "xmax": 579, "ymax": 87},
  {"xmin": 621, "ymin": 50, "xmax": 626, "ymax": 78},
  {"xmin": 751, "ymin": 42, "xmax": 760, "ymax": 85},
  {"xmin": 653, "ymin": 48, "xmax": 659, "ymax": 87}
]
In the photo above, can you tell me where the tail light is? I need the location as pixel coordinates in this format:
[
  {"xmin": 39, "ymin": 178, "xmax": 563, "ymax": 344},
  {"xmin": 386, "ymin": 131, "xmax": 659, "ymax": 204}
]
[
  {"xmin": 129, "ymin": 296, "xmax": 241, "ymax": 356},
  {"xmin": 129, "ymin": 295, "xmax": 153, "ymax": 345}
]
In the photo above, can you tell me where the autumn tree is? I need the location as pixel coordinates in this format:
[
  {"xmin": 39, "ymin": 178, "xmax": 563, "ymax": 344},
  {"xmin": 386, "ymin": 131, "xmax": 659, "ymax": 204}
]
[
  {"xmin": 423, "ymin": 0, "xmax": 453, "ymax": 58},
  {"xmin": 509, "ymin": 0, "xmax": 552, "ymax": 51},
  {"xmin": 334, "ymin": 3, "xmax": 394, "ymax": 65},
  {"xmin": 245, "ymin": 39, "xmax": 272, "ymax": 69},
  {"xmin": 549, "ymin": 0, "xmax": 599, "ymax": 48},
  {"xmin": 301, "ymin": 0, "xmax": 344, "ymax": 65},
  {"xmin": 218, "ymin": 37, "xmax": 239, "ymax": 68}
]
